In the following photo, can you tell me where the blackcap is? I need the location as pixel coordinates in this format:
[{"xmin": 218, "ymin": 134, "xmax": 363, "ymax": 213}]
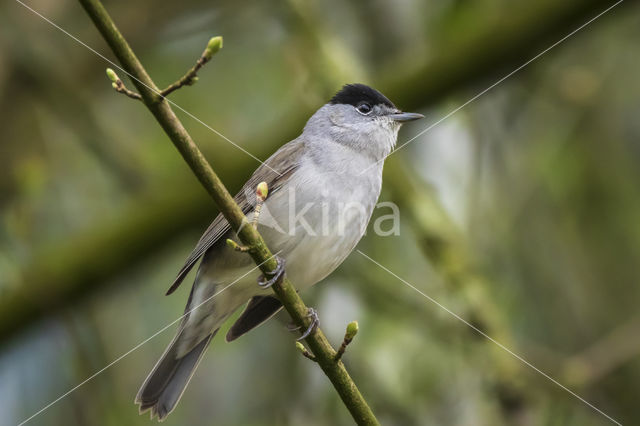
[{"xmin": 136, "ymin": 83, "xmax": 423, "ymax": 420}]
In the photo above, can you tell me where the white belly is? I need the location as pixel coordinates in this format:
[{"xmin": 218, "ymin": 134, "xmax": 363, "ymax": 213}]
[
  {"xmin": 257, "ymin": 158, "xmax": 382, "ymax": 289},
  {"xmin": 181, "ymin": 154, "xmax": 383, "ymax": 346}
]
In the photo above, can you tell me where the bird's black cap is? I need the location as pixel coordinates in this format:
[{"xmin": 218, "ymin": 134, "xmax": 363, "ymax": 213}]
[{"xmin": 329, "ymin": 83, "xmax": 396, "ymax": 109}]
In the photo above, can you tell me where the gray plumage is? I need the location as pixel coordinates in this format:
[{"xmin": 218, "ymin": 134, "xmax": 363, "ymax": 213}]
[
  {"xmin": 136, "ymin": 331, "xmax": 215, "ymax": 420},
  {"xmin": 135, "ymin": 84, "xmax": 423, "ymax": 421}
]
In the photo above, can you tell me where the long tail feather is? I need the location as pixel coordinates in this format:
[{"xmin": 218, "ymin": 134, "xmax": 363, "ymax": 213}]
[{"xmin": 135, "ymin": 331, "xmax": 216, "ymax": 421}]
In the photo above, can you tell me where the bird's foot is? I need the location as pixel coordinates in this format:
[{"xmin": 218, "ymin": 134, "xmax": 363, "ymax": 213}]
[
  {"xmin": 290, "ymin": 308, "xmax": 319, "ymax": 341},
  {"xmin": 257, "ymin": 256, "xmax": 286, "ymax": 289}
]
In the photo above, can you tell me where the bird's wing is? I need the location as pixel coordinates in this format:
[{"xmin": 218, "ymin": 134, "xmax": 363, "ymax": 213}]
[
  {"xmin": 225, "ymin": 295, "xmax": 283, "ymax": 341},
  {"xmin": 166, "ymin": 140, "xmax": 305, "ymax": 295}
]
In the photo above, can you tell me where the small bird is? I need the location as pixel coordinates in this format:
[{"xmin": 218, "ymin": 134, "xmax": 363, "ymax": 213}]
[{"xmin": 135, "ymin": 83, "xmax": 423, "ymax": 420}]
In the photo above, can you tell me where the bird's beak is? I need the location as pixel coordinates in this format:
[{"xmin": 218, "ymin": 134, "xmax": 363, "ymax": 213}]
[{"xmin": 387, "ymin": 112, "xmax": 424, "ymax": 122}]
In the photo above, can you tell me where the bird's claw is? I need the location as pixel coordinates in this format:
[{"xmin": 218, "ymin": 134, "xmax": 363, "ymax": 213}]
[
  {"xmin": 286, "ymin": 322, "xmax": 301, "ymax": 332},
  {"xmin": 296, "ymin": 308, "xmax": 320, "ymax": 341},
  {"xmin": 257, "ymin": 256, "xmax": 286, "ymax": 289}
]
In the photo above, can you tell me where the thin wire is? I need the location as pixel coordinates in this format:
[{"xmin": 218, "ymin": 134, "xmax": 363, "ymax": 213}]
[
  {"xmin": 13, "ymin": 0, "xmax": 283, "ymax": 177},
  {"xmin": 17, "ymin": 252, "xmax": 280, "ymax": 426},
  {"xmin": 358, "ymin": 0, "xmax": 624, "ymax": 177},
  {"xmin": 357, "ymin": 250, "xmax": 622, "ymax": 426}
]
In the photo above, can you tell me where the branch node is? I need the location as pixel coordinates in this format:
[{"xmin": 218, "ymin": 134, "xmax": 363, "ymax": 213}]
[
  {"xmin": 252, "ymin": 181, "xmax": 269, "ymax": 228},
  {"xmin": 159, "ymin": 36, "xmax": 223, "ymax": 97},
  {"xmin": 105, "ymin": 68, "xmax": 142, "ymax": 100},
  {"xmin": 226, "ymin": 238, "xmax": 252, "ymax": 253},
  {"xmin": 296, "ymin": 341, "xmax": 317, "ymax": 362},
  {"xmin": 335, "ymin": 321, "xmax": 359, "ymax": 362}
]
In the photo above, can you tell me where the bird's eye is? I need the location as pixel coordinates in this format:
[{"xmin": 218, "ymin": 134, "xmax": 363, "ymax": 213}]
[{"xmin": 356, "ymin": 102, "xmax": 372, "ymax": 115}]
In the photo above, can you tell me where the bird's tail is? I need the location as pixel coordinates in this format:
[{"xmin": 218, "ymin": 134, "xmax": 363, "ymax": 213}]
[{"xmin": 135, "ymin": 330, "xmax": 217, "ymax": 421}]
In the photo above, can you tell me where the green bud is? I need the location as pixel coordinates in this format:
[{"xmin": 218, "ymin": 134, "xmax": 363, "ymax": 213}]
[
  {"xmin": 226, "ymin": 238, "xmax": 250, "ymax": 252},
  {"xmin": 345, "ymin": 321, "xmax": 359, "ymax": 340},
  {"xmin": 295, "ymin": 341, "xmax": 306, "ymax": 353},
  {"xmin": 203, "ymin": 36, "xmax": 223, "ymax": 60},
  {"xmin": 111, "ymin": 82, "xmax": 118, "ymax": 90},
  {"xmin": 106, "ymin": 68, "xmax": 118, "ymax": 83},
  {"xmin": 256, "ymin": 181, "xmax": 269, "ymax": 201}
]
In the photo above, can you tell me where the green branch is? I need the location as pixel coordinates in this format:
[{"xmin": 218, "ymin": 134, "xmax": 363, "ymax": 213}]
[
  {"xmin": 76, "ymin": 0, "xmax": 378, "ymax": 423},
  {"xmin": 159, "ymin": 36, "xmax": 222, "ymax": 97}
]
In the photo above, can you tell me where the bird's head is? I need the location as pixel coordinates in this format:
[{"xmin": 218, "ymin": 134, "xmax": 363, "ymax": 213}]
[{"xmin": 304, "ymin": 83, "xmax": 423, "ymax": 161}]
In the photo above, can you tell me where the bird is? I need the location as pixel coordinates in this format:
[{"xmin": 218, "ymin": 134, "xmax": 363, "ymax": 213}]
[{"xmin": 135, "ymin": 83, "xmax": 423, "ymax": 420}]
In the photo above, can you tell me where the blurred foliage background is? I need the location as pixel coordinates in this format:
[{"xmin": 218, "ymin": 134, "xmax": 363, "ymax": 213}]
[{"xmin": 1, "ymin": 0, "xmax": 639, "ymax": 425}]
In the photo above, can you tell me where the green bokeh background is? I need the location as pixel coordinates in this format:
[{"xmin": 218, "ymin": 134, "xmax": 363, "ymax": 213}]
[{"xmin": 1, "ymin": 1, "xmax": 639, "ymax": 425}]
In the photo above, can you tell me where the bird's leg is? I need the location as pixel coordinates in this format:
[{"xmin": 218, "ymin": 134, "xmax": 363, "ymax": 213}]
[
  {"xmin": 257, "ymin": 256, "xmax": 286, "ymax": 289},
  {"xmin": 286, "ymin": 322, "xmax": 301, "ymax": 332},
  {"xmin": 294, "ymin": 308, "xmax": 320, "ymax": 341},
  {"xmin": 286, "ymin": 306, "xmax": 316, "ymax": 332}
]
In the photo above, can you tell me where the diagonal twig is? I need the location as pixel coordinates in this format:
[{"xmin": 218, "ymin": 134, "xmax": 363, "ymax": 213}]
[{"xmin": 159, "ymin": 37, "xmax": 222, "ymax": 97}]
